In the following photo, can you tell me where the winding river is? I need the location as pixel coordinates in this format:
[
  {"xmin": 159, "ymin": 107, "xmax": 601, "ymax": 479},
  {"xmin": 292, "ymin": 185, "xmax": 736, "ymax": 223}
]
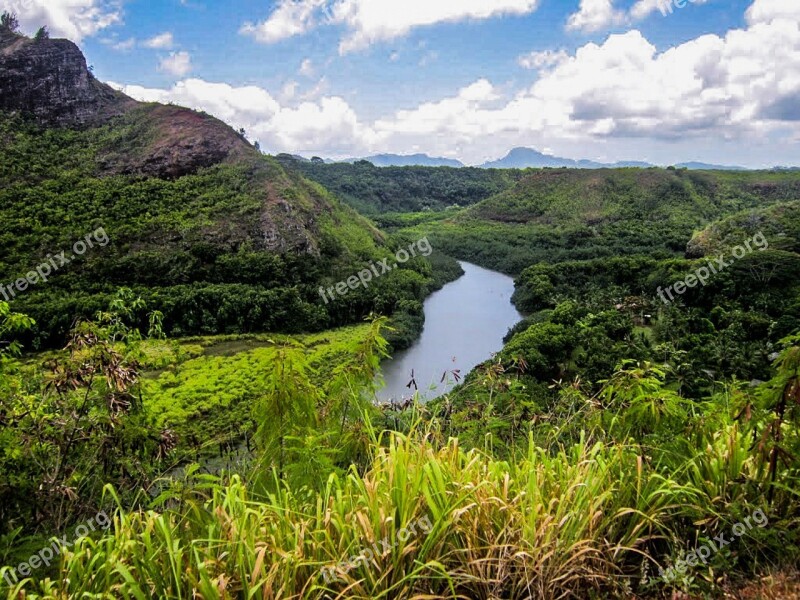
[{"xmin": 378, "ymin": 261, "xmax": 523, "ymax": 402}]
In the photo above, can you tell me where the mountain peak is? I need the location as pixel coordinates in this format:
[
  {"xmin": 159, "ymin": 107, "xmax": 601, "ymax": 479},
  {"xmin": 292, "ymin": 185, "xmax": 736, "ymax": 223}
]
[
  {"xmin": 481, "ymin": 147, "xmax": 581, "ymax": 169},
  {"xmin": 0, "ymin": 29, "xmax": 134, "ymax": 127},
  {"xmin": 0, "ymin": 29, "xmax": 259, "ymax": 179}
]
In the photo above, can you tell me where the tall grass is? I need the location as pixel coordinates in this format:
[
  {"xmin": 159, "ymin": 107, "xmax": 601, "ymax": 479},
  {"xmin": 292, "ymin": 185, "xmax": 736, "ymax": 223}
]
[{"xmin": 6, "ymin": 426, "xmax": 763, "ymax": 600}]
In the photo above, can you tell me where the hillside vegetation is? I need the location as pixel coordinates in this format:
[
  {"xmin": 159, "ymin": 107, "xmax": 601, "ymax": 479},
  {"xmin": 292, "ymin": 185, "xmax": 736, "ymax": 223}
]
[
  {"xmin": 395, "ymin": 167, "xmax": 800, "ymax": 274},
  {"xmin": 275, "ymin": 155, "xmax": 524, "ymax": 214},
  {"xmin": 0, "ymin": 40, "xmax": 461, "ymax": 351}
]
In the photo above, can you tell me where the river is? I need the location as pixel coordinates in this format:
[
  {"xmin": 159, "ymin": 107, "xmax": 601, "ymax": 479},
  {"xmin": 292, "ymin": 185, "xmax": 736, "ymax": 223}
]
[{"xmin": 377, "ymin": 261, "xmax": 523, "ymax": 402}]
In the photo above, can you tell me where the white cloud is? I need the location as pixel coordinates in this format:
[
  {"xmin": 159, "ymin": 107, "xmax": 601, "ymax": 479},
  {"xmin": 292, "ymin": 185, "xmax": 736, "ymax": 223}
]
[
  {"xmin": 299, "ymin": 58, "xmax": 314, "ymax": 77},
  {"xmin": 240, "ymin": 0, "xmax": 326, "ymax": 43},
  {"xmin": 113, "ymin": 78, "xmax": 374, "ymax": 157},
  {"xmin": 566, "ymin": 0, "xmax": 625, "ymax": 33},
  {"xmin": 111, "ymin": 36, "xmax": 136, "ymax": 51},
  {"xmin": 2, "ymin": 0, "xmax": 121, "ymax": 42},
  {"xmin": 518, "ymin": 49, "xmax": 569, "ymax": 69},
  {"xmin": 143, "ymin": 31, "xmax": 174, "ymax": 49},
  {"xmin": 240, "ymin": 0, "xmax": 540, "ymax": 53},
  {"xmin": 158, "ymin": 51, "xmax": 193, "ymax": 77},
  {"xmin": 629, "ymin": 0, "xmax": 708, "ymax": 21},
  {"xmin": 332, "ymin": 0, "xmax": 540, "ymax": 53},
  {"xmin": 746, "ymin": 0, "xmax": 800, "ymax": 25}
]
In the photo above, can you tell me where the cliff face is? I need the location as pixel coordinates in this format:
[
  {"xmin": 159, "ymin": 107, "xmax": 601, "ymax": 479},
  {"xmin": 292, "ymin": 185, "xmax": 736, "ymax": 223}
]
[
  {"xmin": 0, "ymin": 29, "xmax": 134, "ymax": 126},
  {"xmin": 0, "ymin": 27, "xmax": 361, "ymax": 258},
  {"xmin": 0, "ymin": 28, "xmax": 259, "ymax": 180},
  {"xmin": 95, "ymin": 104, "xmax": 257, "ymax": 180}
]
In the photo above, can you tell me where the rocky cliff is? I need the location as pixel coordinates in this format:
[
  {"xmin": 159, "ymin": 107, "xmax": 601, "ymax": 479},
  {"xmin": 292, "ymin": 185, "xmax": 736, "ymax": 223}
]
[
  {"xmin": 0, "ymin": 28, "xmax": 134, "ymax": 126},
  {"xmin": 0, "ymin": 28, "xmax": 256, "ymax": 180}
]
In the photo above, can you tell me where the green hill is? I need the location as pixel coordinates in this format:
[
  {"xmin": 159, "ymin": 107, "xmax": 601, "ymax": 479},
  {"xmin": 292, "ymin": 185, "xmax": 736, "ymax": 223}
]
[
  {"xmin": 0, "ymin": 32, "xmax": 455, "ymax": 349},
  {"xmin": 410, "ymin": 167, "xmax": 800, "ymax": 274}
]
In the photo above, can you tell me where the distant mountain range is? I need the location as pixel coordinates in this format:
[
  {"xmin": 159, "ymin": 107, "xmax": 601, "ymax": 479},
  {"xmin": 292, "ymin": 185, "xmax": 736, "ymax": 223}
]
[
  {"xmin": 294, "ymin": 148, "xmax": 782, "ymax": 171},
  {"xmin": 346, "ymin": 153, "xmax": 464, "ymax": 168},
  {"xmin": 672, "ymin": 161, "xmax": 747, "ymax": 171},
  {"xmin": 479, "ymin": 147, "xmax": 747, "ymax": 171}
]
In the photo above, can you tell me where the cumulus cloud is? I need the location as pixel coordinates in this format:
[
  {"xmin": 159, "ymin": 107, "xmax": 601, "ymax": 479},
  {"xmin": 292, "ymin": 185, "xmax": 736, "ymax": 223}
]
[
  {"xmin": 1, "ymin": 0, "xmax": 121, "ymax": 42},
  {"xmin": 518, "ymin": 49, "xmax": 569, "ymax": 69},
  {"xmin": 566, "ymin": 0, "xmax": 625, "ymax": 33},
  {"xmin": 142, "ymin": 31, "xmax": 174, "ymax": 49},
  {"xmin": 240, "ymin": 0, "xmax": 327, "ymax": 43},
  {"xmin": 158, "ymin": 51, "xmax": 193, "ymax": 77},
  {"xmin": 745, "ymin": 0, "xmax": 800, "ymax": 25},
  {"xmin": 332, "ymin": 0, "xmax": 540, "ymax": 53},
  {"xmin": 240, "ymin": 0, "xmax": 540, "ymax": 53}
]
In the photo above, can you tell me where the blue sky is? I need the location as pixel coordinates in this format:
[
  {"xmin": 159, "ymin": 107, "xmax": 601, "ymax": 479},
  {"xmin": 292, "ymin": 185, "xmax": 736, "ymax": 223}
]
[{"xmin": 4, "ymin": 0, "xmax": 799, "ymax": 166}]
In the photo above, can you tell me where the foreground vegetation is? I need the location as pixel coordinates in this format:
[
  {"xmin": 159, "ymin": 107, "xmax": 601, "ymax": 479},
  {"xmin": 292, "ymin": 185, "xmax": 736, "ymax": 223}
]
[{"xmin": 1, "ymin": 288, "xmax": 799, "ymax": 598}]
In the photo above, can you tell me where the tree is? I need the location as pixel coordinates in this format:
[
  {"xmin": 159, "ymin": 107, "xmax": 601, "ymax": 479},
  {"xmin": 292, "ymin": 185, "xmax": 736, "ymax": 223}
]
[
  {"xmin": 253, "ymin": 341, "xmax": 321, "ymax": 482},
  {"xmin": 1, "ymin": 12, "xmax": 19, "ymax": 32},
  {"xmin": 0, "ymin": 301, "xmax": 34, "ymax": 375},
  {"xmin": 34, "ymin": 26, "xmax": 49, "ymax": 40}
]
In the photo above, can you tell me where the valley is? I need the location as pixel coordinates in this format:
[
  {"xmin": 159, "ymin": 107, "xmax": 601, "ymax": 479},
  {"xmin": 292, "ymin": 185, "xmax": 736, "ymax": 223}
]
[{"xmin": 1, "ymin": 10, "xmax": 800, "ymax": 600}]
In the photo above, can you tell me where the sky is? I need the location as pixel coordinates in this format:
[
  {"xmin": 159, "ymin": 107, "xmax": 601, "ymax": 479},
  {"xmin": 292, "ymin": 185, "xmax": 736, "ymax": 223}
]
[{"xmin": 2, "ymin": 0, "xmax": 799, "ymax": 167}]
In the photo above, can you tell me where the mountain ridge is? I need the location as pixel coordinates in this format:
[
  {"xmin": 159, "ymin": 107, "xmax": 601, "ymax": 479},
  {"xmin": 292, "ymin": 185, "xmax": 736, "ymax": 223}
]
[
  {"xmin": 479, "ymin": 147, "xmax": 749, "ymax": 171},
  {"xmin": 343, "ymin": 153, "xmax": 465, "ymax": 168}
]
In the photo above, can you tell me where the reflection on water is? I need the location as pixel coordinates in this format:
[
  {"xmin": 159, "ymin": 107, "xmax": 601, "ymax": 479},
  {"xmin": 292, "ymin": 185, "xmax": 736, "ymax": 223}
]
[{"xmin": 378, "ymin": 261, "xmax": 522, "ymax": 402}]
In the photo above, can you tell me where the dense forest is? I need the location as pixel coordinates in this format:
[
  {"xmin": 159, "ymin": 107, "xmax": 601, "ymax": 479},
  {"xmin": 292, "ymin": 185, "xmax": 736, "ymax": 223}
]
[
  {"xmin": 2, "ymin": 15, "xmax": 800, "ymax": 600},
  {"xmin": 275, "ymin": 155, "xmax": 525, "ymax": 214}
]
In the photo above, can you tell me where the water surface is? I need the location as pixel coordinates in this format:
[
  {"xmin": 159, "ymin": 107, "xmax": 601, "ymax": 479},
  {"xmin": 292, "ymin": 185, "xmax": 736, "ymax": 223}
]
[{"xmin": 378, "ymin": 261, "xmax": 522, "ymax": 402}]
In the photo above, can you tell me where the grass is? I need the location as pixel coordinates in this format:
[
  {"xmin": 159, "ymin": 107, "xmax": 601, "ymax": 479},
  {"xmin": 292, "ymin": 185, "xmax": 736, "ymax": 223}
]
[
  {"xmin": 135, "ymin": 325, "xmax": 375, "ymax": 455},
  {"xmin": 3, "ymin": 420, "xmax": 788, "ymax": 600}
]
